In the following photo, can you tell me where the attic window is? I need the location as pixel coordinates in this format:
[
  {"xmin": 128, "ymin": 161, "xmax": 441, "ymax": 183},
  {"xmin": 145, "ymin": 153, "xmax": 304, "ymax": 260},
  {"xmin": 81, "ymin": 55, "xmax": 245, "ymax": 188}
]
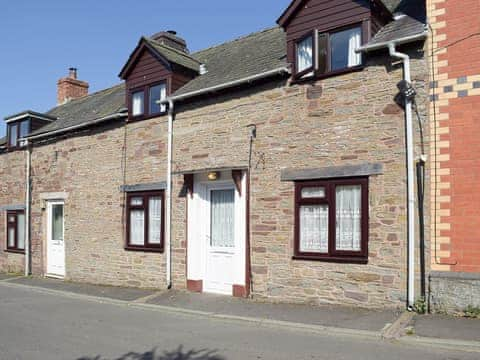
[
  {"xmin": 7, "ymin": 119, "xmax": 30, "ymax": 149},
  {"xmin": 149, "ymin": 83, "xmax": 167, "ymax": 114},
  {"xmin": 129, "ymin": 81, "xmax": 167, "ymax": 120},
  {"xmin": 132, "ymin": 91, "xmax": 145, "ymax": 117},
  {"xmin": 294, "ymin": 24, "xmax": 364, "ymax": 79}
]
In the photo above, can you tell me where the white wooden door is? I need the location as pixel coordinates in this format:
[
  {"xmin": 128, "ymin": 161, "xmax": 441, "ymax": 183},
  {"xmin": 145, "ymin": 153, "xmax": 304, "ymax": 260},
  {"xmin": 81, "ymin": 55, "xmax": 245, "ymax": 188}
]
[
  {"xmin": 204, "ymin": 187, "xmax": 236, "ymax": 294},
  {"xmin": 46, "ymin": 201, "xmax": 65, "ymax": 277}
]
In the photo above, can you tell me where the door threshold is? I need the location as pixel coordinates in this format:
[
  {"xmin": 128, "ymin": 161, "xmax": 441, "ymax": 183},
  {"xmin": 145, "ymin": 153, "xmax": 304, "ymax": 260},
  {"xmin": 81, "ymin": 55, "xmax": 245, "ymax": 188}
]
[{"xmin": 45, "ymin": 274, "xmax": 65, "ymax": 280}]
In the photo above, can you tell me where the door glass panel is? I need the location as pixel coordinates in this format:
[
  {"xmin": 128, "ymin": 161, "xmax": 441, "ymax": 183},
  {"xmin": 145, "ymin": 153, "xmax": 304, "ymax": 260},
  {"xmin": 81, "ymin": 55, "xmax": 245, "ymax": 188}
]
[
  {"xmin": 210, "ymin": 189, "xmax": 235, "ymax": 248},
  {"xmin": 17, "ymin": 213, "xmax": 25, "ymax": 250},
  {"xmin": 148, "ymin": 197, "xmax": 162, "ymax": 244},
  {"xmin": 299, "ymin": 204, "xmax": 329, "ymax": 253},
  {"xmin": 7, "ymin": 227, "xmax": 15, "ymax": 247},
  {"xmin": 52, "ymin": 204, "xmax": 64, "ymax": 241},
  {"xmin": 335, "ymin": 185, "xmax": 362, "ymax": 251},
  {"xmin": 130, "ymin": 210, "xmax": 145, "ymax": 245}
]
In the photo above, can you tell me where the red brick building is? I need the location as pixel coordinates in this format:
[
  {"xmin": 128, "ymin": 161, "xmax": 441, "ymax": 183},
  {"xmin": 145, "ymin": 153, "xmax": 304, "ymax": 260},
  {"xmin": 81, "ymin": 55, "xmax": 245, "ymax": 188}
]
[{"xmin": 428, "ymin": 0, "xmax": 480, "ymax": 312}]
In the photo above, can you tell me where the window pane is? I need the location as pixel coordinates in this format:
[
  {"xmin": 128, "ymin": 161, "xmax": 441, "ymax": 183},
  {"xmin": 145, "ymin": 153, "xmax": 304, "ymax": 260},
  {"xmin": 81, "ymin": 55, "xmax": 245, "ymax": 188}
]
[
  {"xmin": 130, "ymin": 197, "xmax": 143, "ymax": 206},
  {"xmin": 132, "ymin": 91, "xmax": 144, "ymax": 116},
  {"xmin": 148, "ymin": 197, "xmax": 162, "ymax": 244},
  {"xmin": 9, "ymin": 124, "xmax": 18, "ymax": 147},
  {"xmin": 8, "ymin": 215, "xmax": 15, "ymax": 223},
  {"xmin": 17, "ymin": 213, "xmax": 25, "ymax": 250},
  {"xmin": 149, "ymin": 84, "xmax": 166, "ymax": 114},
  {"xmin": 301, "ymin": 187, "xmax": 325, "ymax": 199},
  {"xmin": 297, "ymin": 35, "xmax": 313, "ymax": 72},
  {"xmin": 335, "ymin": 185, "xmax": 362, "ymax": 251},
  {"xmin": 52, "ymin": 205, "xmax": 64, "ymax": 241},
  {"xmin": 8, "ymin": 227, "xmax": 15, "ymax": 248},
  {"xmin": 130, "ymin": 210, "xmax": 145, "ymax": 245},
  {"xmin": 330, "ymin": 27, "xmax": 362, "ymax": 71},
  {"xmin": 210, "ymin": 189, "xmax": 235, "ymax": 248},
  {"xmin": 300, "ymin": 205, "xmax": 329, "ymax": 253},
  {"xmin": 19, "ymin": 120, "xmax": 30, "ymax": 138}
]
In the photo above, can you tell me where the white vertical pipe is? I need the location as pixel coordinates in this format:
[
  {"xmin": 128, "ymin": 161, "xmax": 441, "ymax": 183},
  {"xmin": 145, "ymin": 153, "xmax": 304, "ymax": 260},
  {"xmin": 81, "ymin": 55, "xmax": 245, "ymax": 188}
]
[
  {"xmin": 166, "ymin": 99, "xmax": 174, "ymax": 288},
  {"xmin": 388, "ymin": 43, "xmax": 415, "ymax": 308},
  {"xmin": 25, "ymin": 140, "xmax": 31, "ymax": 276}
]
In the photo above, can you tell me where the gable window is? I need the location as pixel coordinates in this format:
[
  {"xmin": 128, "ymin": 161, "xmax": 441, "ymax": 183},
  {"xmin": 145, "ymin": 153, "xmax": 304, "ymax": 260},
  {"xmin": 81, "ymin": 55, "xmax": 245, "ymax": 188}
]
[
  {"xmin": 296, "ymin": 33, "xmax": 314, "ymax": 74},
  {"xmin": 294, "ymin": 24, "xmax": 364, "ymax": 79},
  {"xmin": 6, "ymin": 210, "xmax": 25, "ymax": 253},
  {"xmin": 149, "ymin": 83, "xmax": 167, "ymax": 114},
  {"xmin": 294, "ymin": 178, "xmax": 368, "ymax": 263},
  {"xmin": 132, "ymin": 91, "xmax": 145, "ymax": 117},
  {"xmin": 126, "ymin": 191, "xmax": 164, "ymax": 252},
  {"xmin": 8, "ymin": 119, "xmax": 30, "ymax": 149}
]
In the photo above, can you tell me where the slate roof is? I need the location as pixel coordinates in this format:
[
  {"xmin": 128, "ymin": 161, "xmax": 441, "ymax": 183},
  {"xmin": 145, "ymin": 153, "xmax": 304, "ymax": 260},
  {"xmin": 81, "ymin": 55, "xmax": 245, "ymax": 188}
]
[
  {"xmin": 144, "ymin": 37, "xmax": 201, "ymax": 72},
  {"xmin": 173, "ymin": 27, "xmax": 287, "ymax": 96},
  {"xmin": 29, "ymin": 83, "xmax": 126, "ymax": 137},
  {"xmin": 22, "ymin": 0, "xmax": 424, "ymax": 140}
]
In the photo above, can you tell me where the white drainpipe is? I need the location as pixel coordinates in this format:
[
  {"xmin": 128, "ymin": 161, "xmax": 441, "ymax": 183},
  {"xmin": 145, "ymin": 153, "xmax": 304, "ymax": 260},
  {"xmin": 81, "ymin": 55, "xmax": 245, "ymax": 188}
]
[
  {"xmin": 388, "ymin": 43, "xmax": 416, "ymax": 309},
  {"xmin": 25, "ymin": 140, "xmax": 31, "ymax": 276},
  {"xmin": 166, "ymin": 99, "xmax": 174, "ymax": 289}
]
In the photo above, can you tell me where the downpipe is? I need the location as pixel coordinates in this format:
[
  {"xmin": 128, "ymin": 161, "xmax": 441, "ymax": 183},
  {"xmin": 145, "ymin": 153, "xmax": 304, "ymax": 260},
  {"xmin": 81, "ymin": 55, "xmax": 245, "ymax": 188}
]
[
  {"xmin": 388, "ymin": 43, "xmax": 416, "ymax": 309},
  {"xmin": 166, "ymin": 99, "xmax": 174, "ymax": 289}
]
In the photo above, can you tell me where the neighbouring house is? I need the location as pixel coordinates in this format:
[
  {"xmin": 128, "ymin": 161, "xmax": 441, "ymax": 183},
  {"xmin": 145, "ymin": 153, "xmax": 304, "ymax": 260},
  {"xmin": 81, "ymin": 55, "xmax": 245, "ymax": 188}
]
[
  {"xmin": 0, "ymin": 0, "xmax": 428, "ymax": 309},
  {"xmin": 427, "ymin": 0, "xmax": 480, "ymax": 313}
]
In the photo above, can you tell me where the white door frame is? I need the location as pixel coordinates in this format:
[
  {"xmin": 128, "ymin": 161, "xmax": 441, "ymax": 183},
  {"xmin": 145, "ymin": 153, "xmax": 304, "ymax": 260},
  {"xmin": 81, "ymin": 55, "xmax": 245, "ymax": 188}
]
[
  {"xmin": 187, "ymin": 171, "xmax": 246, "ymax": 295},
  {"xmin": 46, "ymin": 200, "xmax": 65, "ymax": 278}
]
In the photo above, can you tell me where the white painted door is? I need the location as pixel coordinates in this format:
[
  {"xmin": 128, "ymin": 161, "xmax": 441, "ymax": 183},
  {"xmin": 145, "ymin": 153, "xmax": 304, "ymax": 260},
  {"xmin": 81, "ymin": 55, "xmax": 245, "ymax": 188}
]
[
  {"xmin": 205, "ymin": 187, "xmax": 236, "ymax": 294},
  {"xmin": 46, "ymin": 201, "xmax": 65, "ymax": 277}
]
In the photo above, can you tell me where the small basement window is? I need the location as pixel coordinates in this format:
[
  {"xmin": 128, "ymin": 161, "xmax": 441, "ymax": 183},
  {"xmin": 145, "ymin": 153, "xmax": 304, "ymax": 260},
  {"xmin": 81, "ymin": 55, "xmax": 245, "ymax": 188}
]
[
  {"xmin": 6, "ymin": 210, "xmax": 25, "ymax": 253},
  {"xmin": 126, "ymin": 191, "xmax": 164, "ymax": 252},
  {"xmin": 294, "ymin": 178, "xmax": 368, "ymax": 263}
]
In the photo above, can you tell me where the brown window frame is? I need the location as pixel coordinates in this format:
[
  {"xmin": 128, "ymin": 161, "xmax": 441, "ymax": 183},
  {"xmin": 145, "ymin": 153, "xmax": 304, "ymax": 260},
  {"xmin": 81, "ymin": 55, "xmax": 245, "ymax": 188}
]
[
  {"xmin": 5, "ymin": 210, "xmax": 25, "ymax": 253},
  {"xmin": 125, "ymin": 191, "xmax": 165, "ymax": 252},
  {"xmin": 294, "ymin": 22, "xmax": 367, "ymax": 81},
  {"xmin": 293, "ymin": 178, "xmax": 369, "ymax": 263},
  {"xmin": 7, "ymin": 119, "xmax": 31, "ymax": 151},
  {"xmin": 128, "ymin": 80, "xmax": 168, "ymax": 121}
]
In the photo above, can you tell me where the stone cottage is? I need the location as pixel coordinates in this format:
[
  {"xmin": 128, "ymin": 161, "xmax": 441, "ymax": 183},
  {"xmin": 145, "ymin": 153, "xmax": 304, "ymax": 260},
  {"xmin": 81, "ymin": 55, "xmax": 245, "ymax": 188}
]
[{"xmin": 0, "ymin": 0, "xmax": 428, "ymax": 309}]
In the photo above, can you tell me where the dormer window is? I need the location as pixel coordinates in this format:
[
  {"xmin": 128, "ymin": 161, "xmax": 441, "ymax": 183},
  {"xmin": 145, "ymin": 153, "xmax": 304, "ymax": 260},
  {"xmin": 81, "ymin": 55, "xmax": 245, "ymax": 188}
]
[
  {"xmin": 295, "ymin": 24, "xmax": 363, "ymax": 79},
  {"xmin": 129, "ymin": 81, "xmax": 167, "ymax": 120},
  {"xmin": 132, "ymin": 90, "xmax": 145, "ymax": 117},
  {"xmin": 8, "ymin": 119, "xmax": 30, "ymax": 148}
]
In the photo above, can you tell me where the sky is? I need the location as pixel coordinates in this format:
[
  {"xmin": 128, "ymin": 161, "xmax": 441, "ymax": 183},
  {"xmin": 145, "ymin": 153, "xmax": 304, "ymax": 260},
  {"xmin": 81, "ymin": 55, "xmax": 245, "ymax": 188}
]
[{"xmin": 0, "ymin": 0, "xmax": 291, "ymax": 137}]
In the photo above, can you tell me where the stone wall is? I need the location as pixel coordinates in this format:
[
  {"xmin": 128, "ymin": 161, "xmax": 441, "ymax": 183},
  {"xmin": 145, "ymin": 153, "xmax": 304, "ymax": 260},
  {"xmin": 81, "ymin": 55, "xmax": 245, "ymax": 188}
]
[
  {"xmin": 171, "ymin": 46, "xmax": 428, "ymax": 308},
  {"xmin": 0, "ymin": 149, "xmax": 26, "ymax": 273},
  {"xmin": 430, "ymin": 272, "xmax": 480, "ymax": 314},
  {"xmin": 29, "ymin": 118, "xmax": 168, "ymax": 288}
]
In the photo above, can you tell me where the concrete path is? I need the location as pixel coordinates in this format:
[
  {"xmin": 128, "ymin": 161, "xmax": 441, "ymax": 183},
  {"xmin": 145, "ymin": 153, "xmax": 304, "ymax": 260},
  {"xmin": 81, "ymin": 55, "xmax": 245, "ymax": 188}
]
[{"xmin": 1, "ymin": 283, "xmax": 478, "ymax": 360}]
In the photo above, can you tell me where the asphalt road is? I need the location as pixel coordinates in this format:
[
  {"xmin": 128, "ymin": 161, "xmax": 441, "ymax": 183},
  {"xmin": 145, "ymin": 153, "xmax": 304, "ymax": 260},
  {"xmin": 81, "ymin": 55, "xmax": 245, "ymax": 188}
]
[{"xmin": 0, "ymin": 283, "xmax": 476, "ymax": 360}]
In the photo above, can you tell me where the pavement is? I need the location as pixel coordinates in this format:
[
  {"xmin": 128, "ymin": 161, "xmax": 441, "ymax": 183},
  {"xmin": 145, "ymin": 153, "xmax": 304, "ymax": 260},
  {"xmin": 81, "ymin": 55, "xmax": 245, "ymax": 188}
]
[{"xmin": 1, "ymin": 275, "xmax": 479, "ymax": 356}]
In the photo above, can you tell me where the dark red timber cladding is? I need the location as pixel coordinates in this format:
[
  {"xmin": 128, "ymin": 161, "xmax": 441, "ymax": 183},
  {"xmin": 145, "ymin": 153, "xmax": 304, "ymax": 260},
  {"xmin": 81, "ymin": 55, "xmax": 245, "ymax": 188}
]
[
  {"xmin": 171, "ymin": 72, "xmax": 194, "ymax": 93},
  {"xmin": 284, "ymin": 0, "xmax": 372, "ymax": 64},
  {"xmin": 126, "ymin": 49, "xmax": 172, "ymax": 91}
]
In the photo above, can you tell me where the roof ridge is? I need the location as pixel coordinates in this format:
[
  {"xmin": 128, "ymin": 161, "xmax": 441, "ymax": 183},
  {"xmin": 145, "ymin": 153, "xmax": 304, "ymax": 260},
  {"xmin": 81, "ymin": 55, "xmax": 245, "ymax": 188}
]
[
  {"xmin": 191, "ymin": 26, "xmax": 281, "ymax": 57},
  {"xmin": 144, "ymin": 37, "xmax": 202, "ymax": 64},
  {"xmin": 46, "ymin": 83, "xmax": 124, "ymax": 113}
]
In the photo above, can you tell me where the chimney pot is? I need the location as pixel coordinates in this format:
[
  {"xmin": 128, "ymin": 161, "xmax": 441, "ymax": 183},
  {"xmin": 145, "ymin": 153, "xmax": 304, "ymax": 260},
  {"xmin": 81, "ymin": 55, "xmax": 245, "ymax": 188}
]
[{"xmin": 69, "ymin": 67, "xmax": 78, "ymax": 79}]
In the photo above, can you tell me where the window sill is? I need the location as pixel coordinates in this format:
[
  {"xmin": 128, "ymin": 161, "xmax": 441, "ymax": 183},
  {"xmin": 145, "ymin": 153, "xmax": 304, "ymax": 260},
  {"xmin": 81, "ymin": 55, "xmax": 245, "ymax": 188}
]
[
  {"xmin": 128, "ymin": 112, "xmax": 168, "ymax": 123},
  {"xmin": 292, "ymin": 65, "xmax": 365, "ymax": 84},
  {"xmin": 4, "ymin": 249, "xmax": 25, "ymax": 255},
  {"xmin": 292, "ymin": 255, "xmax": 368, "ymax": 264},
  {"xmin": 124, "ymin": 246, "xmax": 164, "ymax": 253}
]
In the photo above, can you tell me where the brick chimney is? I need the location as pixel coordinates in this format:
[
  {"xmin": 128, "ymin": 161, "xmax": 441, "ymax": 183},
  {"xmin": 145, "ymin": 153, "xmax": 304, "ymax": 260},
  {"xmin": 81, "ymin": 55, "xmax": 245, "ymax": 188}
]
[
  {"xmin": 57, "ymin": 67, "xmax": 89, "ymax": 105},
  {"xmin": 151, "ymin": 30, "xmax": 189, "ymax": 53}
]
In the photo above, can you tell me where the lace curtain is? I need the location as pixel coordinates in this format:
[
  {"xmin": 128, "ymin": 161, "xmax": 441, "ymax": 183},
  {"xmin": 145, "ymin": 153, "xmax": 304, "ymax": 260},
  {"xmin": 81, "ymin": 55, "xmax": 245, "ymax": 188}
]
[
  {"xmin": 210, "ymin": 189, "xmax": 235, "ymax": 248},
  {"xmin": 335, "ymin": 185, "xmax": 361, "ymax": 251},
  {"xmin": 130, "ymin": 210, "xmax": 144, "ymax": 245},
  {"xmin": 347, "ymin": 27, "xmax": 362, "ymax": 67},
  {"xmin": 300, "ymin": 205, "xmax": 329, "ymax": 253},
  {"xmin": 149, "ymin": 197, "xmax": 162, "ymax": 244},
  {"xmin": 297, "ymin": 36, "xmax": 313, "ymax": 72},
  {"xmin": 17, "ymin": 213, "xmax": 25, "ymax": 249}
]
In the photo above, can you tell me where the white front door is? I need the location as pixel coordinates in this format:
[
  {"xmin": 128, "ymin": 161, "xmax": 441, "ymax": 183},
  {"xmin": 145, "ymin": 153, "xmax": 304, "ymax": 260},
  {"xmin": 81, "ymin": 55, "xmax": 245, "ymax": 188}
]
[
  {"xmin": 46, "ymin": 201, "xmax": 65, "ymax": 277},
  {"xmin": 204, "ymin": 187, "xmax": 236, "ymax": 294}
]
